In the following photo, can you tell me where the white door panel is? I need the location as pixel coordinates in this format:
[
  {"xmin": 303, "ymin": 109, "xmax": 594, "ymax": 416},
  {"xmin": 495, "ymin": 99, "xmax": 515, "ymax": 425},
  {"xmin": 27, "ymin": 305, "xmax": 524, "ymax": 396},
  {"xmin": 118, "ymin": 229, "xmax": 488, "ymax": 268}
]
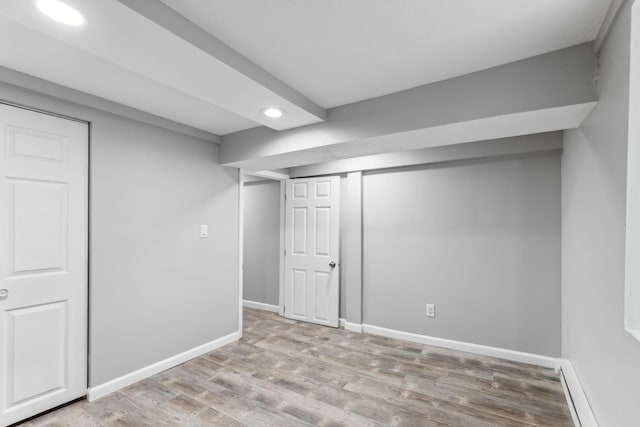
[
  {"xmin": 0, "ymin": 104, "xmax": 88, "ymax": 426},
  {"xmin": 9, "ymin": 179, "xmax": 68, "ymax": 275},
  {"xmin": 8, "ymin": 301, "xmax": 68, "ymax": 405},
  {"xmin": 285, "ymin": 177, "xmax": 340, "ymax": 327}
]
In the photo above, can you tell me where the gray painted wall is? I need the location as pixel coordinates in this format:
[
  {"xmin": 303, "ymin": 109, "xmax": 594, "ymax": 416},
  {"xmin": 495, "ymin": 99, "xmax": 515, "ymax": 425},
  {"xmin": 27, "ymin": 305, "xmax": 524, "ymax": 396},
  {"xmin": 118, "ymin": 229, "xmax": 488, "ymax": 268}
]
[
  {"xmin": 243, "ymin": 180, "xmax": 280, "ymax": 306},
  {"xmin": 562, "ymin": 2, "xmax": 640, "ymax": 425},
  {"xmin": 0, "ymin": 80, "xmax": 239, "ymax": 386},
  {"xmin": 340, "ymin": 176, "xmax": 347, "ymax": 319},
  {"xmin": 362, "ymin": 151, "xmax": 561, "ymax": 356}
]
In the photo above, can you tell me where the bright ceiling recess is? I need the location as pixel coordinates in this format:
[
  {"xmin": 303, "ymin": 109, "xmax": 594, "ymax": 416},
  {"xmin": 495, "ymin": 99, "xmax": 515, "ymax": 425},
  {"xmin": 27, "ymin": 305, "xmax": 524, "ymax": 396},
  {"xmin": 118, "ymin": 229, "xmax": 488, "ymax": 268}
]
[
  {"xmin": 36, "ymin": 0, "xmax": 84, "ymax": 26},
  {"xmin": 262, "ymin": 107, "xmax": 284, "ymax": 118}
]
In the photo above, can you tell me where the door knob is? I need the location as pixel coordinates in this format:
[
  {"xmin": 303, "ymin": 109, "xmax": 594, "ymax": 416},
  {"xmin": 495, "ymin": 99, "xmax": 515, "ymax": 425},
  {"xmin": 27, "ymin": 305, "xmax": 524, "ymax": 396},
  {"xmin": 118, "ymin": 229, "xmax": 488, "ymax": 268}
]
[
  {"xmin": 329, "ymin": 261, "xmax": 336, "ymax": 269},
  {"xmin": 0, "ymin": 289, "xmax": 8, "ymax": 301}
]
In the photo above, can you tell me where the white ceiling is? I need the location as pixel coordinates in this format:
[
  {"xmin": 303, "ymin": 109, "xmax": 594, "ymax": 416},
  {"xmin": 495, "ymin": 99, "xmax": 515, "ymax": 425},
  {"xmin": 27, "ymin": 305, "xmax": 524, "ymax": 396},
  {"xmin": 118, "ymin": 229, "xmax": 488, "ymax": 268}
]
[
  {"xmin": 0, "ymin": 17, "xmax": 254, "ymax": 135},
  {"xmin": 0, "ymin": 0, "xmax": 611, "ymax": 136},
  {"xmin": 0, "ymin": 0, "xmax": 325, "ymax": 135},
  {"xmin": 160, "ymin": 0, "xmax": 612, "ymax": 108}
]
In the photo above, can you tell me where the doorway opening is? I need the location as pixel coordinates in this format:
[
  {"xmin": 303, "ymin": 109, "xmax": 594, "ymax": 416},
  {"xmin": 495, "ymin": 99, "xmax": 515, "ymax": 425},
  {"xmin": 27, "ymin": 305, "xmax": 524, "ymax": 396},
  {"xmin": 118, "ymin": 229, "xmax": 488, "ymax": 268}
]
[
  {"xmin": 241, "ymin": 172, "xmax": 285, "ymax": 317},
  {"xmin": 238, "ymin": 172, "xmax": 342, "ymax": 330}
]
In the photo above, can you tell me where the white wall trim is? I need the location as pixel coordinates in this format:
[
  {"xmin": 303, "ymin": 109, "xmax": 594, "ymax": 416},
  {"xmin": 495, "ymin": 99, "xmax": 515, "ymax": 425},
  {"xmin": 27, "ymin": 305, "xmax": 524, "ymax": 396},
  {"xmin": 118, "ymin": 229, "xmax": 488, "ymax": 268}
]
[
  {"xmin": 87, "ymin": 331, "xmax": 240, "ymax": 402},
  {"xmin": 344, "ymin": 322, "xmax": 363, "ymax": 333},
  {"xmin": 561, "ymin": 371, "xmax": 582, "ymax": 427},
  {"xmin": 339, "ymin": 318, "xmax": 346, "ymax": 328},
  {"xmin": 559, "ymin": 359, "xmax": 599, "ymax": 427},
  {"xmin": 243, "ymin": 300, "xmax": 280, "ymax": 313},
  {"xmin": 361, "ymin": 323, "xmax": 560, "ymax": 369}
]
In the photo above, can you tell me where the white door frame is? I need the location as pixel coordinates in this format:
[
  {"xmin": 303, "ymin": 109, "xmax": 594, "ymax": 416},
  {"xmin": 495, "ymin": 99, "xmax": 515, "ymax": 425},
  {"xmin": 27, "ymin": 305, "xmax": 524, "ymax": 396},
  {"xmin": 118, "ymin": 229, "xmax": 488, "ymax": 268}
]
[
  {"xmin": 238, "ymin": 169, "xmax": 288, "ymax": 331},
  {"xmin": 0, "ymin": 99, "xmax": 90, "ymax": 422}
]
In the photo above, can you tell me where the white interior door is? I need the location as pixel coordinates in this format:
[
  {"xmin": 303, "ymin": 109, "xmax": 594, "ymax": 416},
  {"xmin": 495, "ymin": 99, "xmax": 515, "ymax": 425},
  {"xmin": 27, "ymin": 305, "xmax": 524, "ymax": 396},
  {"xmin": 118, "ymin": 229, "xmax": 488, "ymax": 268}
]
[
  {"xmin": 0, "ymin": 103, "xmax": 88, "ymax": 426},
  {"xmin": 284, "ymin": 176, "xmax": 340, "ymax": 327}
]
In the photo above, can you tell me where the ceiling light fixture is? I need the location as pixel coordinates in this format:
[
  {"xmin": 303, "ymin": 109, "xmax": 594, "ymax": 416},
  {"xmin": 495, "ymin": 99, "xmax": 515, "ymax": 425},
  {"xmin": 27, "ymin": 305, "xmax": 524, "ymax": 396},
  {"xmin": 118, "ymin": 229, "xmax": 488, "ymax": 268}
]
[
  {"xmin": 37, "ymin": 0, "xmax": 85, "ymax": 26},
  {"xmin": 262, "ymin": 107, "xmax": 284, "ymax": 118}
]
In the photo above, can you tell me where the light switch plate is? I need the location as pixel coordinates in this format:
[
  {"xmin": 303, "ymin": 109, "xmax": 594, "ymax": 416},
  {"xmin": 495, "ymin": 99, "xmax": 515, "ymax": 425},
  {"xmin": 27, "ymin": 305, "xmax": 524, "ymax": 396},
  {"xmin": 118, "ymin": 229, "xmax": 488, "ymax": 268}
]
[
  {"xmin": 426, "ymin": 303, "xmax": 435, "ymax": 318},
  {"xmin": 200, "ymin": 224, "xmax": 208, "ymax": 238}
]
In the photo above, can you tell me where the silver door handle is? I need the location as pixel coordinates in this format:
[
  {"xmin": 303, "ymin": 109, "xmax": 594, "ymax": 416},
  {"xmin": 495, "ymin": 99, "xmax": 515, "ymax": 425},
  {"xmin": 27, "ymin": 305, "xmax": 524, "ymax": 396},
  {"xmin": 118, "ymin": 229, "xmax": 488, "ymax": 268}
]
[
  {"xmin": 0, "ymin": 289, "xmax": 8, "ymax": 301},
  {"xmin": 329, "ymin": 261, "xmax": 336, "ymax": 269}
]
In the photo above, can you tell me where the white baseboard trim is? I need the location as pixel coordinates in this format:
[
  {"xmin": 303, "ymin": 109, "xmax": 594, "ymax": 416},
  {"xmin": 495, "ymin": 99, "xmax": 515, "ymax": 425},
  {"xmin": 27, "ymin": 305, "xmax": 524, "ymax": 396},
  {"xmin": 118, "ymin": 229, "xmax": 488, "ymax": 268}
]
[
  {"xmin": 559, "ymin": 359, "xmax": 598, "ymax": 427},
  {"xmin": 87, "ymin": 331, "xmax": 240, "ymax": 402},
  {"xmin": 242, "ymin": 300, "xmax": 280, "ymax": 313},
  {"xmin": 344, "ymin": 322, "xmax": 363, "ymax": 333},
  {"xmin": 361, "ymin": 323, "xmax": 560, "ymax": 369},
  {"xmin": 338, "ymin": 318, "xmax": 363, "ymax": 333}
]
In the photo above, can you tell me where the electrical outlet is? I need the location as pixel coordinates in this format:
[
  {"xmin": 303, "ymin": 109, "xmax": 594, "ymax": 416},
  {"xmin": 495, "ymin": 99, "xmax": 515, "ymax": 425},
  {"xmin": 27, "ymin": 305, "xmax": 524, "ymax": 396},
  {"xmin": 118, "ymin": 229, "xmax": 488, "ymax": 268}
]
[
  {"xmin": 426, "ymin": 304, "xmax": 436, "ymax": 318},
  {"xmin": 200, "ymin": 224, "xmax": 208, "ymax": 238}
]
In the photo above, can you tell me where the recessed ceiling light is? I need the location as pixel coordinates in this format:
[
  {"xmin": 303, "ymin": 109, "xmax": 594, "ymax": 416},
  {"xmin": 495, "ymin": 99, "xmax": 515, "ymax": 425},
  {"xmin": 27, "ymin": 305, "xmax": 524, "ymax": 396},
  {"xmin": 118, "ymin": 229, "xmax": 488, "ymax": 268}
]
[
  {"xmin": 262, "ymin": 107, "xmax": 284, "ymax": 118},
  {"xmin": 37, "ymin": 0, "xmax": 85, "ymax": 26}
]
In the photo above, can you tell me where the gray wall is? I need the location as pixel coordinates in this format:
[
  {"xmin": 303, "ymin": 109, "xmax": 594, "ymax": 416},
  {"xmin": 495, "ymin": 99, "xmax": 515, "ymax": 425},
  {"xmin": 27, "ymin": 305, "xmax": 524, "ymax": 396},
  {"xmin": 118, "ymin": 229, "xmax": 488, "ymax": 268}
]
[
  {"xmin": 562, "ymin": 2, "xmax": 640, "ymax": 425},
  {"xmin": 362, "ymin": 151, "xmax": 561, "ymax": 356},
  {"xmin": 243, "ymin": 180, "xmax": 280, "ymax": 305},
  {"xmin": 340, "ymin": 176, "xmax": 347, "ymax": 319},
  {"xmin": 0, "ymin": 79, "xmax": 239, "ymax": 386}
]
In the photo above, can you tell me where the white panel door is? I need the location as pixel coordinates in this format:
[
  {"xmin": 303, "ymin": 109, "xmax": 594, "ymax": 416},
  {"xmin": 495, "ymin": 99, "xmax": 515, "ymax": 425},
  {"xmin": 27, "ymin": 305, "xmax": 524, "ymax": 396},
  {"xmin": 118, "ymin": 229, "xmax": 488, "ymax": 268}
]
[
  {"xmin": 284, "ymin": 177, "xmax": 340, "ymax": 327},
  {"xmin": 0, "ymin": 104, "xmax": 88, "ymax": 426}
]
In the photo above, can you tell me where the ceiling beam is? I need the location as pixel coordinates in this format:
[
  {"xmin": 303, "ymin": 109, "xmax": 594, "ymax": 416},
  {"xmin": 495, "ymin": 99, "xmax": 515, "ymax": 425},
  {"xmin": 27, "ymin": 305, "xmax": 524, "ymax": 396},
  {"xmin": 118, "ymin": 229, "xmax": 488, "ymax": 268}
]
[
  {"xmin": 289, "ymin": 132, "xmax": 562, "ymax": 177},
  {"xmin": 116, "ymin": 0, "xmax": 326, "ymax": 126},
  {"xmin": 220, "ymin": 43, "xmax": 597, "ymax": 171},
  {"xmin": 595, "ymin": 0, "xmax": 628, "ymax": 52},
  {"xmin": 244, "ymin": 169, "xmax": 290, "ymax": 181},
  {"xmin": 0, "ymin": 65, "xmax": 220, "ymax": 142}
]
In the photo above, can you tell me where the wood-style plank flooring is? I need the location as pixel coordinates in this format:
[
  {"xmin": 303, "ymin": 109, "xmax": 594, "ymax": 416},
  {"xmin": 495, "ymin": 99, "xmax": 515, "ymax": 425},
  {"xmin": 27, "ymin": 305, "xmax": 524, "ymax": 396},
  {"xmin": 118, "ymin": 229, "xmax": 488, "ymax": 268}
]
[{"xmin": 18, "ymin": 308, "xmax": 573, "ymax": 426}]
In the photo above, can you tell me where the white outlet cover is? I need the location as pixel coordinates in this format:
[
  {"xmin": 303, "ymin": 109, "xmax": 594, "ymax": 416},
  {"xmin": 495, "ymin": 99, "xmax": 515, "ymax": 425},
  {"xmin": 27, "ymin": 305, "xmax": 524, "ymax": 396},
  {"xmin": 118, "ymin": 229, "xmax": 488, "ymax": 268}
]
[
  {"xmin": 426, "ymin": 304, "xmax": 436, "ymax": 318},
  {"xmin": 200, "ymin": 224, "xmax": 208, "ymax": 238}
]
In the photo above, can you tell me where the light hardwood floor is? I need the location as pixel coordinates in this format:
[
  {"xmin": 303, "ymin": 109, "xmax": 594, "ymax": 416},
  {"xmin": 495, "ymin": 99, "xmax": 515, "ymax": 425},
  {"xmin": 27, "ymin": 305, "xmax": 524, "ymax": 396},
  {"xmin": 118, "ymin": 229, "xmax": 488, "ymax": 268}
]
[{"xmin": 17, "ymin": 308, "xmax": 573, "ymax": 426}]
